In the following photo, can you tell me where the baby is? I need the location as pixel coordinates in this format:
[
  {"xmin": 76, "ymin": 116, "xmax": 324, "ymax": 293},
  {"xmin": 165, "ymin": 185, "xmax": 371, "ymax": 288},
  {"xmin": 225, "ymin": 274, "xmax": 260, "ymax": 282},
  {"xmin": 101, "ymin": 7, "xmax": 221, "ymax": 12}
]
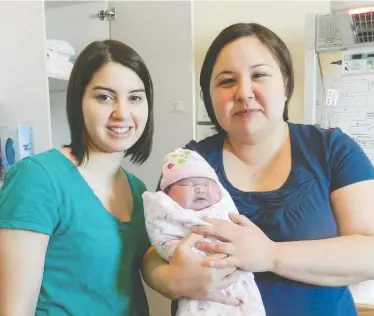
[{"xmin": 142, "ymin": 148, "xmax": 266, "ymax": 316}]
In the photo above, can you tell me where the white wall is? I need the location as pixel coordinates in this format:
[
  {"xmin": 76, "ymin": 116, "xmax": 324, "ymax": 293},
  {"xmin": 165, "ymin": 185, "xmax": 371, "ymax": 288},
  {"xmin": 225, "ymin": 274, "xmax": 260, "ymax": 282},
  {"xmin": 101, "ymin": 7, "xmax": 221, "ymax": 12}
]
[
  {"xmin": 194, "ymin": 0, "xmax": 330, "ymax": 123},
  {"xmin": 48, "ymin": 81, "xmax": 69, "ymax": 148},
  {"xmin": 0, "ymin": 1, "xmax": 51, "ymax": 153}
]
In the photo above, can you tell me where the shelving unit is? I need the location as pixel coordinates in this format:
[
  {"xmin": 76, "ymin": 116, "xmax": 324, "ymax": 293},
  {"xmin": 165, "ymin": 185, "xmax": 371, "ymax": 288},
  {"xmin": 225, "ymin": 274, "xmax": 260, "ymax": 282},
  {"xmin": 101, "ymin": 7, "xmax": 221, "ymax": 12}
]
[{"xmin": 48, "ymin": 77, "xmax": 69, "ymax": 92}]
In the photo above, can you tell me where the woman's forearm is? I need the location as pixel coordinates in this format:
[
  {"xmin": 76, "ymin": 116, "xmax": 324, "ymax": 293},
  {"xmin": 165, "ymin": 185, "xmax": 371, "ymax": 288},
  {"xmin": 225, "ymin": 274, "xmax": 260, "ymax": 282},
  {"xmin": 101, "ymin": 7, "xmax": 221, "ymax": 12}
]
[
  {"xmin": 141, "ymin": 247, "xmax": 179, "ymax": 300},
  {"xmin": 0, "ymin": 229, "xmax": 48, "ymax": 316},
  {"xmin": 271, "ymin": 235, "xmax": 374, "ymax": 286}
]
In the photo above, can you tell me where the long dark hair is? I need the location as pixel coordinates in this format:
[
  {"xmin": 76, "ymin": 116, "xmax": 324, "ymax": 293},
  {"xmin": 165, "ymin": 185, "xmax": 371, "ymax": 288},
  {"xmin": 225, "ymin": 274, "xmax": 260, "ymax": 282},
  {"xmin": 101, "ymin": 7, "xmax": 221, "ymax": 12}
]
[{"xmin": 64, "ymin": 40, "xmax": 154, "ymax": 165}]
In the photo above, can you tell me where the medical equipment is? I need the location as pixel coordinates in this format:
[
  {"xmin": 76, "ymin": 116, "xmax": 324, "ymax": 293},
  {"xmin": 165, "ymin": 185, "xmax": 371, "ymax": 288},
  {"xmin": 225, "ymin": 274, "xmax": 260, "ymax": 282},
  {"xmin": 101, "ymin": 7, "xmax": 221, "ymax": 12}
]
[{"xmin": 305, "ymin": 1, "xmax": 374, "ymax": 163}]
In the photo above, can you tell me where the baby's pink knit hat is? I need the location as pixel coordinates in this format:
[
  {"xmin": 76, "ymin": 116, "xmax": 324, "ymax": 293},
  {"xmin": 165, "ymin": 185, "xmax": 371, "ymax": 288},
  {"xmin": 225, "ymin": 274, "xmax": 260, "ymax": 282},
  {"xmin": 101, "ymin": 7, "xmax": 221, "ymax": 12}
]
[{"xmin": 160, "ymin": 148, "xmax": 219, "ymax": 191}]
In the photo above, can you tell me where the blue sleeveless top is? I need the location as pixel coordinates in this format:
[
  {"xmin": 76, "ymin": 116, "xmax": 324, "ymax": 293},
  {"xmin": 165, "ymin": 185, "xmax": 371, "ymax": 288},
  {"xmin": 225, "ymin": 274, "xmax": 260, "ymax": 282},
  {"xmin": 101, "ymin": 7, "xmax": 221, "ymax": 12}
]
[{"xmin": 171, "ymin": 122, "xmax": 374, "ymax": 316}]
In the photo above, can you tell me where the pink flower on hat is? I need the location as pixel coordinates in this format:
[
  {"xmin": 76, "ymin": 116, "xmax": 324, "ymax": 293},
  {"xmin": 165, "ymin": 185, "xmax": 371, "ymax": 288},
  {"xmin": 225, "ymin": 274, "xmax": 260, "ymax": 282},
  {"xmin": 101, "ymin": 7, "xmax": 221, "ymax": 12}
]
[{"xmin": 160, "ymin": 148, "xmax": 219, "ymax": 191}]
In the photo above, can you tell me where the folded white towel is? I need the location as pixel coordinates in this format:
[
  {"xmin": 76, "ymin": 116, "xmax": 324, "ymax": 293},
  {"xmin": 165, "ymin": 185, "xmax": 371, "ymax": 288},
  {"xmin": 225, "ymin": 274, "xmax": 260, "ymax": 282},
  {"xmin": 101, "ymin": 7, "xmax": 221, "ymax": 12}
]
[
  {"xmin": 46, "ymin": 65, "xmax": 73, "ymax": 81},
  {"xmin": 46, "ymin": 39, "xmax": 75, "ymax": 56},
  {"xmin": 46, "ymin": 48, "xmax": 74, "ymax": 80},
  {"xmin": 46, "ymin": 50, "xmax": 71, "ymax": 63}
]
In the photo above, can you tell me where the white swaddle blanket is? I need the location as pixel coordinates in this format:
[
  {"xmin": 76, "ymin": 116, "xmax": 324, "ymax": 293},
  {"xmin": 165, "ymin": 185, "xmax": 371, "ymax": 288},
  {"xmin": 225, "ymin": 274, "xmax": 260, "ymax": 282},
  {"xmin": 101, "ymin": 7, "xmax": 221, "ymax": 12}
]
[
  {"xmin": 350, "ymin": 280, "xmax": 374, "ymax": 306},
  {"xmin": 143, "ymin": 183, "xmax": 266, "ymax": 316}
]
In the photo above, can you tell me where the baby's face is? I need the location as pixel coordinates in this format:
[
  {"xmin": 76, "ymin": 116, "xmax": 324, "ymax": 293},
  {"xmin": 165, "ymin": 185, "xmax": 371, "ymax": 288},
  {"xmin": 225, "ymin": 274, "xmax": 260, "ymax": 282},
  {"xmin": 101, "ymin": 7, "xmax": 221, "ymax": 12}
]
[{"xmin": 167, "ymin": 177, "xmax": 221, "ymax": 211}]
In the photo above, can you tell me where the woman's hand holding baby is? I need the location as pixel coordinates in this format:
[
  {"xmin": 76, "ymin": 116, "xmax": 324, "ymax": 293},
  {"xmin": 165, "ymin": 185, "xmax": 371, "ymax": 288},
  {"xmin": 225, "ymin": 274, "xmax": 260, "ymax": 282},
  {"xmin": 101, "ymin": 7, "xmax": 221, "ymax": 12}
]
[
  {"xmin": 167, "ymin": 232, "xmax": 242, "ymax": 305},
  {"xmin": 193, "ymin": 213, "xmax": 278, "ymax": 273}
]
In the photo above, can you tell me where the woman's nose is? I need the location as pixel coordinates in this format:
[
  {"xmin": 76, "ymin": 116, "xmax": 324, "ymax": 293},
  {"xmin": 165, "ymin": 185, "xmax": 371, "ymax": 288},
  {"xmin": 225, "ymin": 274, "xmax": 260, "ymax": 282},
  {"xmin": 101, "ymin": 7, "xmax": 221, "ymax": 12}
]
[
  {"xmin": 112, "ymin": 101, "xmax": 131, "ymax": 120},
  {"xmin": 235, "ymin": 77, "xmax": 254, "ymax": 102}
]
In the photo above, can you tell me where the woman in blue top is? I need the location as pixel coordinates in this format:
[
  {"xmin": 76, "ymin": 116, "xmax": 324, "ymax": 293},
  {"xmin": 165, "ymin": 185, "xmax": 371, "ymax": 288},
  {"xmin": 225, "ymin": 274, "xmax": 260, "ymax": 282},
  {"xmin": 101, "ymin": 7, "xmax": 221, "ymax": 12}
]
[
  {"xmin": 0, "ymin": 40, "xmax": 155, "ymax": 315},
  {"xmin": 163, "ymin": 23, "xmax": 374, "ymax": 316}
]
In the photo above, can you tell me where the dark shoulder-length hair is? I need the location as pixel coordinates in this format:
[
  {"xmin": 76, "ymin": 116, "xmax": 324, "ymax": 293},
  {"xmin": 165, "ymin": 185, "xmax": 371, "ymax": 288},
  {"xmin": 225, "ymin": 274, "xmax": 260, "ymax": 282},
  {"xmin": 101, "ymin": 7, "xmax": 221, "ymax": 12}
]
[
  {"xmin": 64, "ymin": 39, "xmax": 154, "ymax": 165},
  {"xmin": 200, "ymin": 22, "xmax": 294, "ymax": 133}
]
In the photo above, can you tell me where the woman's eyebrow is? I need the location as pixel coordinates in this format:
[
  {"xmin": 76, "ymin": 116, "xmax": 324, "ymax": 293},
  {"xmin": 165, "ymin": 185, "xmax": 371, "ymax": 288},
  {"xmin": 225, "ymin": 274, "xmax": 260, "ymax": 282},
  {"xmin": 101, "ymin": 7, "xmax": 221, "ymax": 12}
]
[
  {"xmin": 214, "ymin": 70, "xmax": 235, "ymax": 80},
  {"xmin": 214, "ymin": 63, "xmax": 273, "ymax": 80},
  {"xmin": 92, "ymin": 85, "xmax": 116, "ymax": 93},
  {"xmin": 130, "ymin": 89, "xmax": 145, "ymax": 93}
]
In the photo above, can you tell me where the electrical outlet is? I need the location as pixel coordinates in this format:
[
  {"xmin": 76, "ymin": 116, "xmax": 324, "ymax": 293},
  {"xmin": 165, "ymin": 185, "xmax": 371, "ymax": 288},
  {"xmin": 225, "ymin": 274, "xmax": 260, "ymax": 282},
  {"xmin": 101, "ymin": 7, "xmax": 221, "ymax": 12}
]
[
  {"xmin": 325, "ymin": 89, "xmax": 339, "ymax": 107},
  {"xmin": 169, "ymin": 100, "xmax": 185, "ymax": 113}
]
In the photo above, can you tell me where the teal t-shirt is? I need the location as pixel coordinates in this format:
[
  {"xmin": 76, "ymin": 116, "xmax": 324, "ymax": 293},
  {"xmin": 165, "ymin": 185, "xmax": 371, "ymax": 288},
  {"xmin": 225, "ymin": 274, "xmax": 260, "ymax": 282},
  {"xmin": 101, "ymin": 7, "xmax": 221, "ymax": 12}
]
[{"xmin": 0, "ymin": 149, "xmax": 150, "ymax": 316}]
